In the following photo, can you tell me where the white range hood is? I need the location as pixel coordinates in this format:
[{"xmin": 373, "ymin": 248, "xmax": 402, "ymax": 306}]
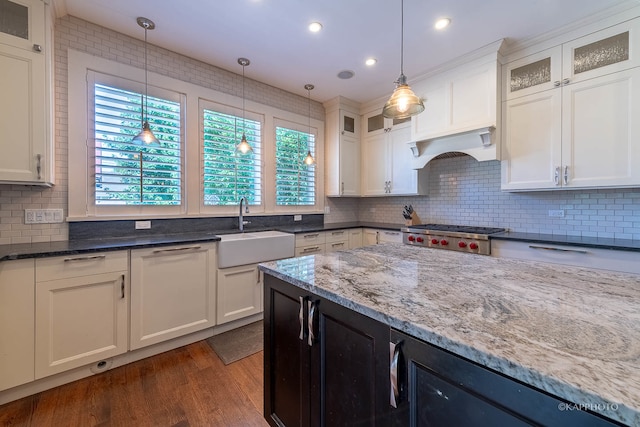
[{"xmin": 408, "ymin": 126, "xmax": 498, "ymax": 169}]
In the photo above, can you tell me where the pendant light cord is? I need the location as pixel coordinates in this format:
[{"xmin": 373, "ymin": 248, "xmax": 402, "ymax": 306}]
[
  {"xmin": 144, "ymin": 23, "xmax": 149, "ymax": 125},
  {"xmin": 242, "ymin": 62, "xmax": 246, "ymax": 133},
  {"xmin": 400, "ymin": 0, "xmax": 404, "ymax": 77}
]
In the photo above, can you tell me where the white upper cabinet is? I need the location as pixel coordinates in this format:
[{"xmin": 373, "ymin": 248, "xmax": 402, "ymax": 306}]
[
  {"xmin": 361, "ymin": 110, "xmax": 427, "ymax": 196},
  {"xmin": 502, "ymin": 16, "xmax": 640, "ymax": 191},
  {"xmin": 325, "ymin": 97, "xmax": 361, "ymax": 196},
  {"xmin": 0, "ymin": 0, "xmax": 53, "ymax": 185}
]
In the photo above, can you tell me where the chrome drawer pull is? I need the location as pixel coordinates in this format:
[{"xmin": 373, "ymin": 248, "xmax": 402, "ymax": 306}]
[
  {"xmin": 152, "ymin": 246, "xmax": 201, "ymax": 254},
  {"xmin": 303, "ymin": 233, "xmax": 320, "ymax": 238},
  {"xmin": 528, "ymin": 245, "xmax": 588, "ymax": 254},
  {"xmin": 390, "ymin": 341, "xmax": 402, "ymax": 408},
  {"xmin": 302, "ymin": 246, "xmax": 320, "ymax": 253},
  {"xmin": 63, "ymin": 255, "xmax": 106, "ymax": 262}
]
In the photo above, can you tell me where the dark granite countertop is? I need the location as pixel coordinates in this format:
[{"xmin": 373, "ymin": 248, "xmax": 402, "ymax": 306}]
[
  {"xmin": 491, "ymin": 231, "xmax": 640, "ymax": 252},
  {"xmin": 0, "ymin": 232, "xmax": 222, "ymax": 261},
  {"xmin": 277, "ymin": 221, "xmax": 404, "ymax": 234},
  {"xmin": 0, "ymin": 222, "xmax": 404, "ymax": 261}
]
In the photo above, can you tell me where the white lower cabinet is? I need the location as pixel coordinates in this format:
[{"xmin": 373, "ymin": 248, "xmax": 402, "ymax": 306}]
[
  {"xmin": 130, "ymin": 243, "xmax": 216, "ymax": 350},
  {"xmin": 361, "ymin": 228, "xmax": 403, "ymax": 246},
  {"xmin": 295, "ymin": 231, "xmax": 326, "ymax": 256},
  {"xmin": 348, "ymin": 228, "xmax": 363, "ymax": 249},
  {"xmin": 217, "ymin": 263, "xmax": 263, "ymax": 325},
  {"xmin": 0, "ymin": 259, "xmax": 35, "ymax": 391},
  {"xmin": 35, "ymin": 252, "xmax": 128, "ymax": 379},
  {"xmin": 325, "ymin": 229, "xmax": 349, "ymax": 252},
  {"xmin": 362, "ymin": 228, "xmax": 380, "ymax": 246}
]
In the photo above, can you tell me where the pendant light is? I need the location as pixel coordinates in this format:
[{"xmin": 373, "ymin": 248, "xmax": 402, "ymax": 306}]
[
  {"xmin": 132, "ymin": 17, "xmax": 159, "ymax": 145},
  {"xmin": 303, "ymin": 84, "xmax": 315, "ymax": 166},
  {"xmin": 236, "ymin": 57, "xmax": 253, "ymax": 154},
  {"xmin": 382, "ymin": 0, "xmax": 425, "ymax": 119}
]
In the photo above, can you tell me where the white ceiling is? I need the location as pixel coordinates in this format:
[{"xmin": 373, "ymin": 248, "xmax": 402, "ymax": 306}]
[{"xmin": 56, "ymin": 0, "xmax": 632, "ymax": 104}]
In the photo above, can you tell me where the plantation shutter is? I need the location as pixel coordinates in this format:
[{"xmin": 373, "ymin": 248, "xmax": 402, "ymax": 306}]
[
  {"xmin": 94, "ymin": 83, "xmax": 182, "ymax": 205},
  {"xmin": 275, "ymin": 126, "xmax": 315, "ymax": 206},
  {"xmin": 202, "ymin": 109, "xmax": 262, "ymax": 205}
]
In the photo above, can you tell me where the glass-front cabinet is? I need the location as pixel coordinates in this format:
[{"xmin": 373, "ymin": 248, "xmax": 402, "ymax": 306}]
[
  {"xmin": 501, "ymin": 16, "xmax": 640, "ymax": 191},
  {"xmin": 504, "ymin": 18, "xmax": 639, "ymax": 100},
  {"xmin": 0, "ymin": 0, "xmax": 52, "ymax": 185}
]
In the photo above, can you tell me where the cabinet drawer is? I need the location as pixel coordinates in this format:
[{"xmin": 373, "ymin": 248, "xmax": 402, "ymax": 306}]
[
  {"xmin": 325, "ymin": 229, "xmax": 348, "ymax": 243},
  {"xmin": 295, "ymin": 244, "xmax": 326, "ymax": 257},
  {"xmin": 36, "ymin": 251, "xmax": 128, "ymax": 282},
  {"xmin": 326, "ymin": 240, "xmax": 348, "ymax": 252},
  {"xmin": 295, "ymin": 232, "xmax": 325, "ymax": 246}
]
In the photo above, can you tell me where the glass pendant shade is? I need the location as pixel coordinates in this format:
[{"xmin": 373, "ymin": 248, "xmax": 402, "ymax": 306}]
[
  {"xmin": 236, "ymin": 132, "xmax": 252, "ymax": 154},
  {"xmin": 303, "ymin": 83, "xmax": 315, "ymax": 166},
  {"xmin": 382, "ymin": 74, "xmax": 425, "ymax": 119},
  {"xmin": 132, "ymin": 121, "xmax": 159, "ymax": 145},
  {"xmin": 382, "ymin": 0, "xmax": 424, "ymax": 120},
  {"xmin": 236, "ymin": 58, "xmax": 252, "ymax": 154},
  {"xmin": 303, "ymin": 150, "xmax": 314, "ymax": 166},
  {"xmin": 133, "ymin": 17, "xmax": 159, "ymax": 146}
]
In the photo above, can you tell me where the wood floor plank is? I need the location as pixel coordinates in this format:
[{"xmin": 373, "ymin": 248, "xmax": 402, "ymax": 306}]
[{"xmin": 0, "ymin": 341, "xmax": 268, "ymax": 427}]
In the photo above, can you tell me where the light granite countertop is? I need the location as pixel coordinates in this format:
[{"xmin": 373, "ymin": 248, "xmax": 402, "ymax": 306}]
[{"xmin": 259, "ymin": 243, "xmax": 640, "ymax": 426}]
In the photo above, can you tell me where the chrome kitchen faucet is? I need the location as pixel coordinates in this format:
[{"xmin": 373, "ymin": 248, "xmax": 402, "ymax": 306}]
[{"xmin": 239, "ymin": 197, "xmax": 250, "ymax": 231}]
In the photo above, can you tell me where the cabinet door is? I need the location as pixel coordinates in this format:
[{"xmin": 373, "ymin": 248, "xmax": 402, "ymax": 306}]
[
  {"xmin": 217, "ymin": 263, "xmax": 262, "ymax": 324},
  {"xmin": 362, "ymin": 229, "xmax": 379, "ymax": 246},
  {"xmin": 264, "ymin": 275, "xmax": 312, "ymax": 427},
  {"xmin": 411, "ymin": 78, "xmax": 449, "ymax": 140},
  {"xmin": 562, "ymin": 67, "xmax": 640, "ymax": 188},
  {"xmin": 348, "ymin": 228, "xmax": 363, "ymax": 249},
  {"xmin": 389, "ymin": 126, "xmax": 417, "ymax": 195},
  {"xmin": 362, "ymin": 133, "xmax": 389, "ymax": 195},
  {"xmin": 0, "ymin": 0, "xmax": 50, "ymax": 185},
  {"xmin": 562, "ymin": 18, "xmax": 640, "ymax": 85},
  {"xmin": 501, "ymin": 89, "xmax": 562, "ymax": 190},
  {"xmin": 308, "ymin": 296, "xmax": 390, "ymax": 427},
  {"xmin": 0, "ymin": 259, "xmax": 35, "ymax": 391},
  {"xmin": 378, "ymin": 230, "xmax": 403, "ymax": 243},
  {"xmin": 339, "ymin": 135, "xmax": 360, "ymax": 196},
  {"xmin": 130, "ymin": 244, "xmax": 216, "ymax": 350},
  {"xmin": 504, "ymin": 46, "xmax": 562, "ymax": 100},
  {"xmin": 340, "ymin": 109, "xmax": 360, "ymax": 140},
  {"xmin": 0, "ymin": 43, "xmax": 47, "ymax": 183},
  {"xmin": 35, "ymin": 271, "xmax": 128, "ymax": 378},
  {"xmin": 390, "ymin": 330, "xmax": 619, "ymax": 427}
]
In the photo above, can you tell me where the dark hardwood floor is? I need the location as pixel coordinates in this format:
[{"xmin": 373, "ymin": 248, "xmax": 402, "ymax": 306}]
[{"xmin": 0, "ymin": 341, "xmax": 268, "ymax": 427}]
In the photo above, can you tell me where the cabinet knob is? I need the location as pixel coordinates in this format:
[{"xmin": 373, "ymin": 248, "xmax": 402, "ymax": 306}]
[
  {"xmin": 33, "ymin": 44, "xmax": 42, "ymax": 53},
  {"xmin": 553, "ymin": 81, "xmax": 561, "ymax": 87},
  {"xmin": 562, "ymin": 78, "xmax": 570, "ymax": 85}
]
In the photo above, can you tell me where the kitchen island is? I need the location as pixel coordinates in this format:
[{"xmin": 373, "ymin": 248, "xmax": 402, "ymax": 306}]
[{"xmin": 259, "ymin": 243, "xmax": 639, "ymax": 426}]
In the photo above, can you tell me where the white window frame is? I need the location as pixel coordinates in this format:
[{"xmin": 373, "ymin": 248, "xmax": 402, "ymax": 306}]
[
  {"xmin": 68, "ymin": 49, "xmax": 324, "ymax": 220},
  {"xmin": 199, "ymin": 99, "xmax": 265, "ymax": 215},
  {"xmin": 269, "ymin": 117, "xmax": 324, "ymax": 214}
]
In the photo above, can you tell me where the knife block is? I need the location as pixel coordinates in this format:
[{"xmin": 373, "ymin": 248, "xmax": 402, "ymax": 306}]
[{"xmin": 405, "ymin": 212, "xmax": 421, "ymax": 226}]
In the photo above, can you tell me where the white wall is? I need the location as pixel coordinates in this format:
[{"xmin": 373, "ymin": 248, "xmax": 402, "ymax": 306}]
[{"xmin": 327, "ymin": 155, "xmax": 640, "ymax": 240}]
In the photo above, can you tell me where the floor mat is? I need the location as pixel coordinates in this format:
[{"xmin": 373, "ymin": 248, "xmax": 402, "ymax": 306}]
[{"xmin": 206, "ymin": 320, "xmax": 263, "ymax": 365}]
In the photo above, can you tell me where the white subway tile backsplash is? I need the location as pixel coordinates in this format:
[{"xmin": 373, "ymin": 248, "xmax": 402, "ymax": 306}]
[{"xmin": 349, "ymin": 156, "xmax": 640, "ymax": 240}]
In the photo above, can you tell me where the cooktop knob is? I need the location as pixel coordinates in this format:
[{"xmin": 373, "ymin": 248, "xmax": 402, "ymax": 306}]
[
  {"xmin": 458, "ymin": 241, "xmax": 467, "ymax": 248},
  {"xmin": 416, "ymin": 237, "xmax": 424, "ymax": 243},
  {"xmin": 431, "ymin": 239, "xmax": 439, "ymax": 245},
  {"xmin": 469, "ymin": 242, "xmax": 478, "ymax": 250},
  {"xmin": 408, "ymin": 235, "xmax": 415, "ymax": 242},
  {"xmin": 440, "ymin": 239, "xmax": 448, "ymax": 246}
]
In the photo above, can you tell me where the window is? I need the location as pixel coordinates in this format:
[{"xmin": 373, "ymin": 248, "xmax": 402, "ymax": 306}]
[
  {"xmin": 94, "ymin": 83, "xmax": 182, "ymax": 205},
  {"xmin": 275, "ymin": 126, "xmax": 315, "ymax": 206},
  {"xmin": 202, "ymin": 108, "xmax": 262, "ymax": 206}
]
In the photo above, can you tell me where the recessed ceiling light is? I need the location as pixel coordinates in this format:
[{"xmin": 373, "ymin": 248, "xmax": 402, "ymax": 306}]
[
  {"xmin": 365, "ymin": 58, "xmax": 377, "ymax": 66},
  {"xmin": 435, "ymin": 18, "xmax": 451, "ymax": 30},
  {"xmin": 309, "ymin": 22, "xmax": 323, "ymax": 32}
]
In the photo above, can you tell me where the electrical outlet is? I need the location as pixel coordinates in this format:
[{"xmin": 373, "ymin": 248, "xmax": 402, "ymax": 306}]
[
  {"xmin": 548, "ymin": 210, "xmax": 565, "ymax": 218},
  {"xmin": 135, "ymin": 220, "xmax": 152, "ymax": 229},
  {"xmin": 294, "ymin": 214, "xmax": 302, "ymax": 221},
  {"xmin": 25, "ymin": 209, "xmax": 64, "ymax": 224}
]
